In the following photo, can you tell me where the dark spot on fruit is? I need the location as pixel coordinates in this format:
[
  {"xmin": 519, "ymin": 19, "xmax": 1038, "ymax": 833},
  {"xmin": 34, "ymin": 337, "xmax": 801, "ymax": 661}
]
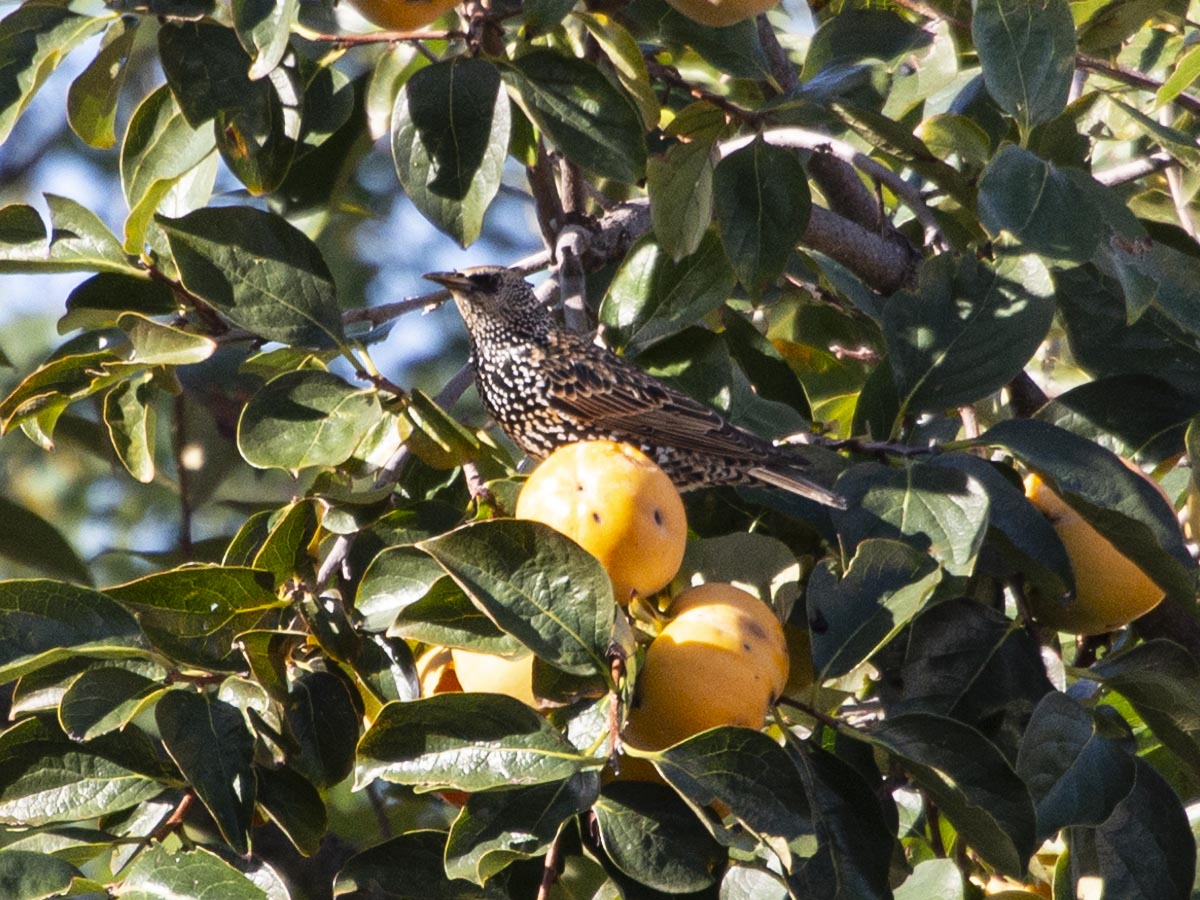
[
  {"xmin": 653, "ymin": 508, "xmax": 663, "ymax": 526},
  {"xmin": 577, "ymin": 483, "xmax": 584, "ymax": 491},
  {"xmin": 592, "ymin": 511, "xmax": 601, "ymax": 523}
]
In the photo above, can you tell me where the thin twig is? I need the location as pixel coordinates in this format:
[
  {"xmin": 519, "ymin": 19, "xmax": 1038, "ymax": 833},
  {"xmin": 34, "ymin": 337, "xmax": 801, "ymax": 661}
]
[
  {"xmin": 535, "ymin": 830, "xmax": 565, "ymax": 900},
  {"xmin": 1160, "ymin": 108, "xmax": 1199, "ymax": 241},
  {"xmin": 298, "ymin": 29, "xmax": 465, "ymax": 47},
  {"xmin": 1079, "ymin": 54, "xmax": 1200, "ymax": 117},
  {"xmin": 1094, "ymin": 152, "xmax": 1175, "ymax": 186},
  {"xmin": 756, "ymin": 14, "xmax": 799, "ymax": 94}
]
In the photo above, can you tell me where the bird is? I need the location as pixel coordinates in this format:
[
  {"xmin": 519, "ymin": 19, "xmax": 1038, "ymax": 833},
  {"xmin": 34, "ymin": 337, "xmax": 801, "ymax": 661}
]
[{"xmin": 423, "ymin": 266, "xmax": 847, "ymax": 509}]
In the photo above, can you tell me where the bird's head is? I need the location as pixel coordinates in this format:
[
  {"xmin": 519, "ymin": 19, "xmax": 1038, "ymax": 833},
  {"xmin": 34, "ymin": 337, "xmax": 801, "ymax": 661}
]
[{"xmin": 424, "ymin": 266, "xmax": 550, "ymax": 342}]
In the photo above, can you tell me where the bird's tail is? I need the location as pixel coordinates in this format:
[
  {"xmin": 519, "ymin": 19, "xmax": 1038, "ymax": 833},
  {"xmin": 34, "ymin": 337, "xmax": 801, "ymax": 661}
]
[{"xmin": 748, "ymin": 465, "xmax": 848, "ymax": 509}]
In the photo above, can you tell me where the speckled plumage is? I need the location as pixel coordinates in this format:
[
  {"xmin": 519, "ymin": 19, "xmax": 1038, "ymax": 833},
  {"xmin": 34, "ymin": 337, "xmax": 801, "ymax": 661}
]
[{"xmin": 424, "ymin": 266, "xmax": 847, "ymax": 509}]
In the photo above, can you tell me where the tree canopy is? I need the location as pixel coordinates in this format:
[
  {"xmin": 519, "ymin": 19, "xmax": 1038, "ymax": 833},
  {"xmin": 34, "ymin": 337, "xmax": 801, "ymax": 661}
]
[{"xmin": 2, "ymin": 0, "xmax": 1200, "ymax": 898}]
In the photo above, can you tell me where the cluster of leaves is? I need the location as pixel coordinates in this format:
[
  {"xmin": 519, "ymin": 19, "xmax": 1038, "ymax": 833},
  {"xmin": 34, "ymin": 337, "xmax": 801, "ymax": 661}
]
[{"xmin": 3, "ymin": 0, "xmax": 1200, "ymax": 898}]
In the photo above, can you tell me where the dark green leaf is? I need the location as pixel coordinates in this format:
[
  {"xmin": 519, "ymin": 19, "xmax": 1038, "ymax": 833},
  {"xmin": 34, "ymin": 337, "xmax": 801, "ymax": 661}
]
[
  {"xmin": 157, "ymin": 206, "xmax": 345, "ymax": 348},
  {"xmin": 106, "ymin": 565, "xmax": 287, "ymax": 670},
  {"xmin": 646, "ymin": 138, "xmax": 715, "ymax": 262},
  {"xmin": 335, "ymin": 830, "xmax": 505, "ymax": 900},
  {"xmin": 357, "ymin": 544, "xmax": 457, "ymax": 631},
  {"xmin": 0, "ymin": 0, "xmax": 110, "ymax": 145},
  {"xmin": 356, "ymin": 693, "xmax": 590, "ymax": 792},
  {"xmin": 677, "ymin": 531, "xmax": 802, "ymax": 616},
  {"xmin": 238, "ymin": 370, "xmax": 381, "ymax": 471},
  {"xmin": 713, "ymin": 138, "xmax": 810, "ymax": 295},
  {"xmin": 446, "ymin": 773, "xmax": 599, "ymax": 884},
  {"xmin": 121, "ymin": 84, "xmax": 217, "ymax": 252},
  {"xmin": 118, "ymin": 313, "xmax": 217, "ymax": 366},
  {"xmin": 832, "ymin": 462, "xmax": 990, "ymax": 577},
  {"xmin": 66, "ymin": 19, "xmax": 136, "ymax": 149},
  {"xmin": 214, "ymin": 64, "xmax": 302, "ymax": 195},
  {"xmin": 1015, "ymin": 692, "xmax": 1136, "ymax": 841},
  {"xmin": 1066, "ymin": 758, "xmax": 1194, "ymax": 900},
  {"xmin": 60, "ymin": 272, "xmax": 179, "ymax": 332},
  {"xmin": 102, "ymin": 374, "xmax": 157, "ymax": 484},
  {"xmin": 599, "ymin": 231, "xmax": 737, "ymax": 353},
  {"xmin": 786, "ymin": 742, "xmax": 894, "ymax": 900},
  {"xmin": 58, "ymin": 666, "xmax": 161, "ymax": 742},
  {"xmin": 807, "ymin": 538, "xmax": 941, "ymax": 679},
  {"xmin": 117, "ymin": 843, "xmax": 267, "ymax": 900},
  {"xmin": 623, "ymin": 0, "xmax": 770, "ymax": 79},
  {"xmin": 157, "ymin": 689, "xmax": 256, "ymax": 853},
  {"xmin": 866, "ymin": 713, "xmax": 1036, "ymax": 877},
  {"xmin": 1088, "ymin": 640, "xmax": 1200, "ymax": 778},
  {"xmin": 392, "ymin": 57, "xmax": 509, "ymax": 247},
  {"xmin": 883, "ymin": 250, "xmax": 1055, "ymax": 417},
  {"xmin": 977, "ymin": 148, "xmax": 1103, "ymax": 260},
  {"xmin": 504, "ymin": 49, "xmax": 646, "ymax": 183},
  {"xmin": 386, "ymin": 576, "xmax": 523, "ymax": 656},
  {"xmin": 876, "ymin": 599, "xmax": 1053, "ymax": 761},
  {"xmin": 0, "ymin": 498, "xmax": 91, "ymax": 584},
  {"xmin": 0, "ymin": 580, "xmax": 144, "ymax": 684},
  {"xmin": 972, "ymin": 0, "xmax": 1075, "ymax": 129},
  {"xmin": 157, "ymin": 21, "xmax": 256, "ymax": 126},
  {"xmin": 0, "ymin": 849, "xmax": 83, "ymax": 900},
  {"xmin": 256, "ymin": 764, "xmax": 327, "ymax": 857},
  {"xmin": 419, "ymin": 519, "xmax": 615, "ymax": 678},
  {"xmin": 976, "ymin": 418, "xmax": 1195, "ymax": 601},
  {"xmin": 284, "ymin": 668, "xmax": 361, "ymax": 788},
  {"xmin": 594, "ymin": 780, "xmax": 724, "ymax": 893}
]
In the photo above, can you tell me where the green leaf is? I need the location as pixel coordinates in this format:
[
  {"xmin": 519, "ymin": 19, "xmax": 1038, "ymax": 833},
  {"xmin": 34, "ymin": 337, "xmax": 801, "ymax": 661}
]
[
  {"xmin": 250, "ymin": 500, "xmax": 318, "ymax": 586},
  {"xmin": 1157, "ymin": 43, "xmax": 1200, "ymax": 107},
  {"xmin": 593, "ymin": 780, "xmax": 724, "ymax": 893},
  {"xmin": 0, "ymin": 720, "xmax": 166, "ymax": 827},
  {"xmin": 807, "ymin": 538, "xmax": 941, "ymax": 679},
  {"xmin": 232, "ymin": 0, "xmax": 297, "ymax": 80},
  {"xmin": 157, "ymin": 21, "xmax": 256, "ymax": 127},
  {"xmin": 0, "ymin": 346, "xmax": 133, "ymax": 438},
  {"xmin": 356, "ymin": 693, "xmax": 591, "ymax": 792},
  {"xmin": 66, "ymin": 19, "xmax": 136, "ymax": 149},
  {"xmin": 894, "ymin": 859, "xmax": 966, "ymax": 900},
  {"xmin": 0, "ymin": 580, "xmax": 144, "ymax": 684},
  {"xmin": 504, "ymin": 49, "xmax": 646, "ymax": 183},
  {"xmin": 975, "ymin": 418, "xmax": 1195, "ymax": 601},
  {"xmin": 58, "ymin": 666, "xmax": 161, "ymax": 742},
  {"xmin": 832, "ymin": 462, "xmax": 990, "ymax": 577},
  {"xmin": 117, "ymin": 313, "xmax": 217, "ymax": 366},
  {"xmin": 623, "ymin": 0, "xmax": 770, "ymax": 79},
  {"xmin": 599, "ymin": 231, "xmax": 737, "ymax": 354},
  {"xmin": 883, "ymin": 250, "xmax": 1055, "ymax": 418},
  {"xmin": 357, "ymin": 544, "xmax": 457, "ymax": 631},
  {"xmin": 392, "ymin": 57, "xmax": 510, "ymax": 247},
  {"xmin": 654, "ymin": 727, "xmax": 811, "ymax": 868},
  {"xmin": 255, "ymin": 764, "xmax": 327, "ymax": 857},
  {"xmin": 1065, "ymin": 758, "xmax": 1194, "ymax": 900},
  {"xmin": 1015, "ymin": 692, "xmax": 1135, "ymax": 842},
  {"xmin": 647, "ymin": 139, "xmax": 716, "ymax": 263},
  {"xmin": 120, "ymin": 84, "xmax": 217, "ymax": 253},
  {"xmin": 418, "ymin": 519, "xmax": 615, "ymax": 678},
  {"xmin": 214, "ymin": 63, "xmax": 301, "ymax": 195},
  {"xmin": 398, "ymin": 388, "xmax": 483, "ymax": 470},
  {"xmin": 575, "ymin": 12, "xmax": 660, "ymax": 130},
  {"xmin": 117, "ymin": 843, "xmax": 267, "ymax": 900},
  {"xmin": 976, "ymin": 147, "xmax": 1104, "ymax": 260},
  {"xmin": 713, "ymin": 138, "xmax": 810, "ymax": 295},
  {"xmin": 971, "ymin": 0, "xmax": 1075, "ymax": 130},
  {"xmin": 336, "ymin": 831, "xmax": 505, "ymax": 900},
  {"xmin": 1088, "ymin": 640, "xmax": 1200, "ymax": 779},
  {"xmin": 0, "ymin": 850, "xmax": 83, "ymax": 900},
  {"xmin": 237, "ymin": 370, "xmax": 381, "ymax": 471},
  {"xmin": 865, "ymin": 713, "xmax": 1036, "ymax": 877},
  {"xmin": 157, "ymin": 689, "xmax": 255, "ymax": 853},
  {"xmin": 446, "ymin": 773, "xmax": 599, "ymax": 884},
  {"xmin": 0, "ymin": 196, "xmax": 140, "ymax": 275},
  {"xmin": 0, "ymin": 0, "xmax": 111, "ymax": 145},
  {"xmin": 106, "ymin": 565, "xmax": 287, "ymax": 670},
  {"xmin": 60, "ymin": 273, "xmax": 179, "ymax": 332},
  {"xmin": 0, "ymin": 498, "xmax": 91, "ymax": 584},
  {"xmin": 387, "ymin": 577, "xmax": 524, "ymax": 656},
  {"xmin": 157, "ymin": 206, "xmax": 345, "ymax": 348}
]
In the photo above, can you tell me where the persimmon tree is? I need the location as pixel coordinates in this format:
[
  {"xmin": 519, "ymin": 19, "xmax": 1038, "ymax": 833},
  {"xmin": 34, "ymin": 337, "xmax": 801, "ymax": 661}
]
[{"xmin": 1, "ymin": 0, "xmax": 1200, "ymax": 898}]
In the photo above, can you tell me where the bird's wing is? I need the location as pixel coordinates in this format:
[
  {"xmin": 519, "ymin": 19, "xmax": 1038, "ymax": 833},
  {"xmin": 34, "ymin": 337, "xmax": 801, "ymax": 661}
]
[{"xmin": 543, "ymin": 342, "xmax": 784, "ymax": 463}]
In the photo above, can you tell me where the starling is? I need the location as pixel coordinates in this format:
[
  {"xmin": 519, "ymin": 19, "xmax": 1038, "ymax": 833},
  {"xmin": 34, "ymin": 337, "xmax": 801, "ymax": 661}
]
[{"xmin": 424, "ymin": 266, "xmax": 847, "ymax": 509}]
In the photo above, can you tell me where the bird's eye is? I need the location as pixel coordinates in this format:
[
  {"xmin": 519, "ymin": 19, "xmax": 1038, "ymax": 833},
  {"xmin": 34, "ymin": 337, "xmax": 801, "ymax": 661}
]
[{"xmin": 467, "ymin": 272, "xmax": 501, "ymax": 292}]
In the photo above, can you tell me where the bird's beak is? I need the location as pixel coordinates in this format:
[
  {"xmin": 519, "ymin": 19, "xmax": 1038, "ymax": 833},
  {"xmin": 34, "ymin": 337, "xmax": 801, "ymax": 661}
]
[{"xmin": 423, "ymin": 271, "xmax": 471, "ymax": 291}]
